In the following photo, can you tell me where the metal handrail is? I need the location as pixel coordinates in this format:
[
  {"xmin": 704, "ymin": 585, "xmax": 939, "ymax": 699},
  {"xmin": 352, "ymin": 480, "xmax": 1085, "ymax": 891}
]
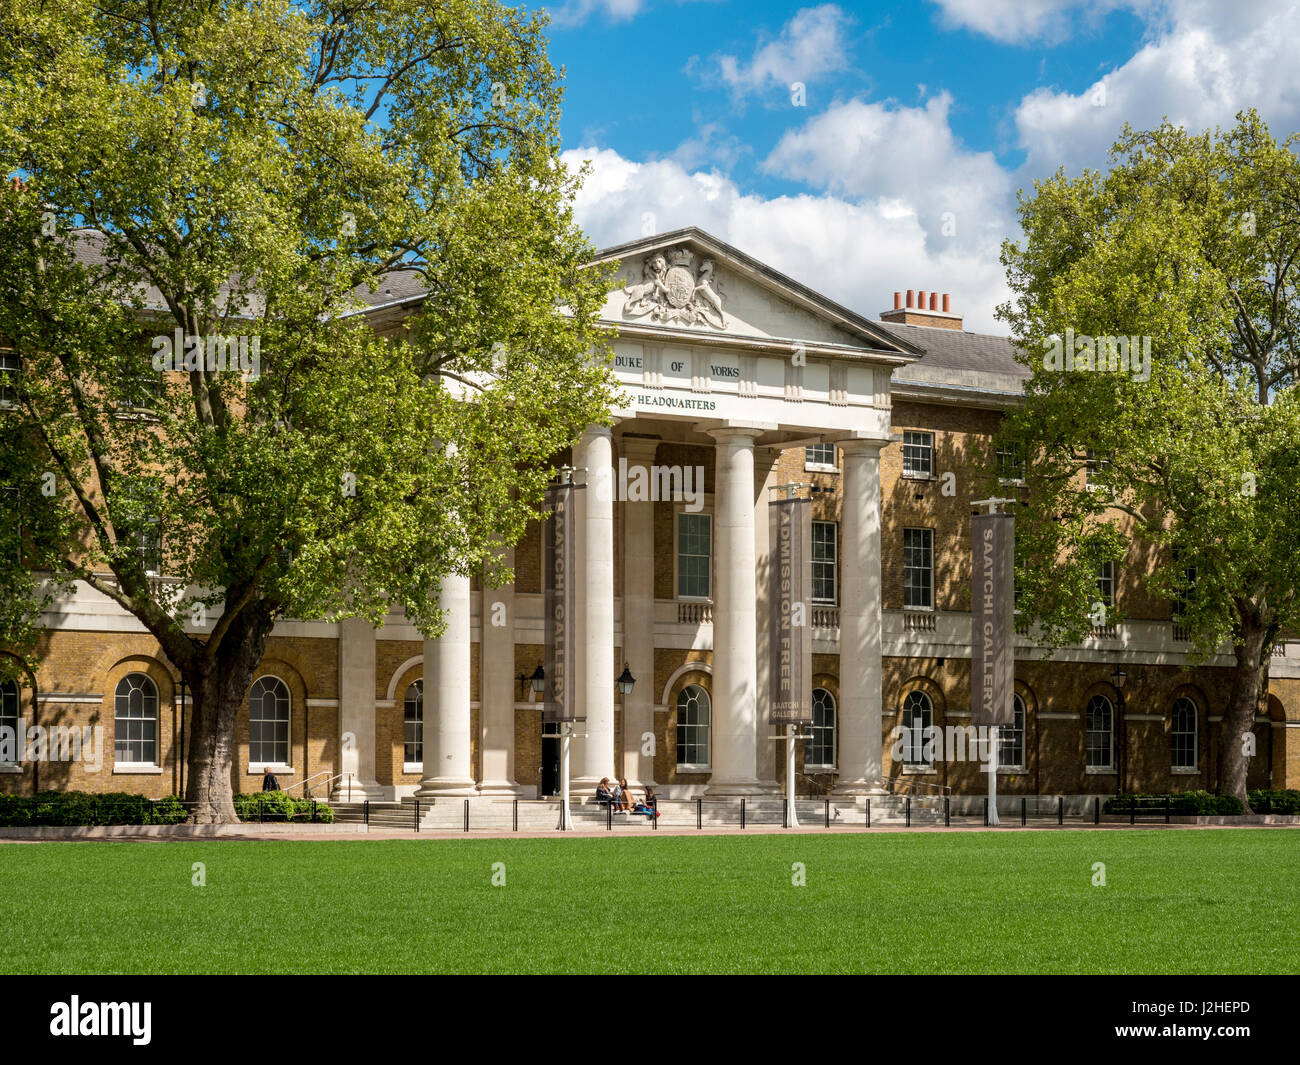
[
  {"xmin": 886, "ymin": 776, "xmax": 952, "ymax": 796},
  {"xmin": 283, "ymin": 770, "xmax": 354, "ymax": 801}
]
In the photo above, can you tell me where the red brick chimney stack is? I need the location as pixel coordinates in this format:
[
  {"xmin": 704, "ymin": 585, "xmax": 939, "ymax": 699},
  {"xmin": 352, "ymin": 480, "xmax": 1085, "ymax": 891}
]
[{"xmin": 880, "ymin": 288, "xmax": 963, "ymax": 330}]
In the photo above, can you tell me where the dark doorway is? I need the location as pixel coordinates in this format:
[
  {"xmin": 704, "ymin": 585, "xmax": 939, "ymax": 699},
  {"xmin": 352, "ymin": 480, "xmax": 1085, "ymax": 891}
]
[{"xmin": 542, "ymin": 726, "xmax": 560, "ymax": 796}]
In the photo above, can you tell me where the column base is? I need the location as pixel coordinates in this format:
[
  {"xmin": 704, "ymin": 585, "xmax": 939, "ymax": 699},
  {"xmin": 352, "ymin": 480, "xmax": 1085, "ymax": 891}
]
[
  {"xmin": 476, "ymin": 780, "xmax": 526, "ymax": 796},
  {"xmin": 414, "ymin": 779, "xmax": 478, "ymax": 797},
  {"xmin": 329, "ymin": 778, "xmax": 387, "ymax": 803}
]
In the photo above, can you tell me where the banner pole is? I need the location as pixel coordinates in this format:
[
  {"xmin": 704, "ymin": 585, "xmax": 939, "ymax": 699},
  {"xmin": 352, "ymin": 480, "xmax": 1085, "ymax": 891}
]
[
  {"xmin": 786, "ymin": 724, "xmax": 800, "ymax": 828},
  {"xmin": 557, "ymin": 723, "xmax": 573, "ymax": 831},
  {"xmin": 987, "ymin": 724, "xmax": 1000, "ymax": 825}
]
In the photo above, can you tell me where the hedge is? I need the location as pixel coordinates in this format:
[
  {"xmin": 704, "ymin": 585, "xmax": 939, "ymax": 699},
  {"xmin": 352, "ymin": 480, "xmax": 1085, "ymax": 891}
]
[
  {"xmin": 0, "ymin": 790, "xmax": 333, "ymax": 826},
  {"xmin": 1103, "ymin": 790, "xmax": 1300, "ymax": 815},
  {"xmin": 235, "ymin": 790, "xmax": 334, "ymax": 824},
  {"xmin": 1103, "ymin": 791, "xmax": 1244, "ymax": 815}
]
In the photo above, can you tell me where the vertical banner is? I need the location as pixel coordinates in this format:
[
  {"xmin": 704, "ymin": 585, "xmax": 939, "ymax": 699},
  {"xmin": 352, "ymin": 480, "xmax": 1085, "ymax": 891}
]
[
  {"xmin": 971, "ymin": 511, "xmax": 1015, "ymax": 726},
  {"xmin": 769, "ymin": 495, "xmax": 813, "ymax": 725},
  {"xmin": 543, "ymin": 480, "xmax": 583, "ymax": 723}
]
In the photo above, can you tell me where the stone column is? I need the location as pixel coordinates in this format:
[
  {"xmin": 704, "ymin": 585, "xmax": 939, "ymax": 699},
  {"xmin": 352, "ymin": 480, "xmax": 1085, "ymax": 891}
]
[
  {"xmin": 705, "ymin": 426, "xmax": 767, "ymax": 796},
  {"xmin": 479, "ymin": 547, "xmax": 518, "ymax": 793},
  {"xmin": 573, "ymin": 425, "xmax": 615, "ymax": 788},
  {"xmin": 753, "ymin": 446, "xmax": 782, "ymax": 787},
  {"xmin": 621, "ymin": 436, "xmax": 659, "ymax": 787},
  {"xmin": 835, "ymin": 439, "xmax": 887, "ymax": 793},
  {"xmin": 416, "ymin": 572, "xmax": 476, "ymax": 796},
  {"xmin": 334, "ymin": 617, "xmax": 385, "ymax": 800}
]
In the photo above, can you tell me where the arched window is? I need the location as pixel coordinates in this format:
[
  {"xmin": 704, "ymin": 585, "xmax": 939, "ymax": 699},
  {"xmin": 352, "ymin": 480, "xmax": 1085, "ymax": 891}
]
[
  {"xmin": 114, "ymin": 673, "xmax": 159, "ymax": 765},
  {"xmin": 676, "ymin": 684, "xmax": 711, "ymax": 768},
  {"xmin": 1085, "ymin": 695, "xmax": 1114, "ymax": 770},
  {"xmin": 902, "ymin": 690, "xmax": 933, "ymax": 767},
  {"xmin": 1171, "ymin": 697, "xmax": 1197, "ymax": 770},
  {"xmin": 807, "ymin": 688, "xmax": 836, "ymax": 768},
  {"xmin": 999, "ymin": 693, "xmax": 1026, "ymax": 769},
  {"xmin": 0, "ymin": 679, "xmax": 19, "ymax": 764},
  {"xmin": 404, "ymin": 680, "xmax": 423, "ymax": 766},
  {"xmin": 249, "ymin": 676, "xmax": 290, "ymax": 767}
]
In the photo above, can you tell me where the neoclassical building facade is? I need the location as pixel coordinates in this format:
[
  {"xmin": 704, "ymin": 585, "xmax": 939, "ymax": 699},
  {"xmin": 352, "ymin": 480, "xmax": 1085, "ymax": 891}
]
[{"xmin": 3, "ymin": 228, "xmax": 1298, "ymax": 801}]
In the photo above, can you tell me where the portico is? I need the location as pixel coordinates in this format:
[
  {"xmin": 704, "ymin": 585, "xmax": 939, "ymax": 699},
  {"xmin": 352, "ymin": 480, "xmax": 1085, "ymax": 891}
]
[{"xmin": 410, "ymin": 228, "xmax": 920, "ymax": 800}]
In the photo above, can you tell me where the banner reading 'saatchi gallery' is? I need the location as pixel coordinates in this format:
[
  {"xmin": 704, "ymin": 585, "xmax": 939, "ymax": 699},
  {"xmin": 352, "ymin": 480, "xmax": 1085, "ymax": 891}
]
[
  {"xmin": 971, "ymin": 511, "xmax": 1014, "ymax": 727},
  {"xmin": 769, "ymin": 495, "xmax": 812, "ymax": 725},
  {"xmin": 543, "ymin": 480, "xmax": 582, "ymax": 723}
]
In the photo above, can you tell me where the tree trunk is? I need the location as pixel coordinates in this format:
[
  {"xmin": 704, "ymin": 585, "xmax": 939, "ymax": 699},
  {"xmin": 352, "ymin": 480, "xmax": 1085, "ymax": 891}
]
[
  {"xmin": 1220, "ymin": 621, "xmax": 1266, "ymax": 812},
  {"xmin": 184, "ymin": 607, "xmax": 275, "ymax": 824}
]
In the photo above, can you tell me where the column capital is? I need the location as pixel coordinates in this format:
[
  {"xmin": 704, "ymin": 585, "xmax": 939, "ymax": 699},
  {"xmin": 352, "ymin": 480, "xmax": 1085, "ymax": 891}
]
[
  {"xmin": 838, "ymin": 436, "xmax": 891, "ymax": 457},
  {"xmin": 705, "ymin": 423, "xmax": 772, "ymax": 444},
  {"xmin": 578, "ymin": 423, "xmax": 614, "ymax": 442}
]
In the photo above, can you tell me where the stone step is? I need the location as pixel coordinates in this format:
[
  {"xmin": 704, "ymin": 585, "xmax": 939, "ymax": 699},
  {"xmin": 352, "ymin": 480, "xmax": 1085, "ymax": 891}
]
[{"xmin": 332, "ymin": 796, "xmax": 947, "ymax": 829}]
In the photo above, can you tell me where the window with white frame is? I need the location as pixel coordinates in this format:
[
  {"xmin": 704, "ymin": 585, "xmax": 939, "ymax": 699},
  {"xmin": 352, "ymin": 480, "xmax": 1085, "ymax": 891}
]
[
  {"xmin": 996, "ymin": 443, "xmax": 1025, "ymax": 481},
  {"xmin": 404, "ymin": 680, "xmax": 423, "ymax": 766},
  {"xmin": 1, "ymin": 485, "xmax": 18, "ymax": 565},
  {"xmin": 675, "ymin": 684, "xmax": 711, "ymax": 767},
  {"xmin": 1085, "ymin": 449, "xmax": 1111, "ymax": 488},
  {"xmin": 902, "ymin": 430, "xmax": 934, "ymax": 478},
  {"xmin": 807, "ymin": 688, "xmax": 836, "ymax": 767},
  {"xmin": 1085, "ymin": 694, "xmax": 1114, "ymax": 770},
  {"xmin": 902, "ymin": 690, "xmax": 933, "ymax": 768},
  {"xmin": 0, "ymin": 350, "xmax": 19, "ymax": 406},
  {"xmin": 1171, "ymin": 697, "xmax": 1197, "ymax": 770},
  {"xmin": 114, "ymin": 673, "xmax": 159, "ymax": 765},
  {"xmin": 903, "ymin": 528, "xmax": 933, "ymax": 609},
  {"xmin": 677, "ymin": 512, "xmax": 712, "ymax": 599},
  {"xmin": 0, "ymin": 679, "xmax": 19, "ymax": 763},
  {"xmin": 812, "ymin": 521, "xmax": 837, "ymax": 604},
  {"xmin": 1095, "ymin": 561, "xmax": 1116, "ymax": 609},
  {"xmin": 805, "ymin": 443, "xmax": 837, "ymax": 470},
  {"xmin": 249, "ymin": 676, "xmax": 290, "ymax": 767},
  {"xmin": 999, "ymin": 693, "xmax": 1026, "ymax": 769}
]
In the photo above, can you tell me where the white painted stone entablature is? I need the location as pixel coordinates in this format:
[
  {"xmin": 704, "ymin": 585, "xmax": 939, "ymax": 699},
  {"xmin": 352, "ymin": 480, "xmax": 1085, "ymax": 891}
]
[{"xmin": 587, "ymin": 228, "xmax": 923, "ymax": 443}]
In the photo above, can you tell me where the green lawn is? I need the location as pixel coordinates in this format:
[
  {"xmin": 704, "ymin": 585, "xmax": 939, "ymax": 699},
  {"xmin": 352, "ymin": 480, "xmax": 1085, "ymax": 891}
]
[{"xmin": 1, "ymin": 829, "xmax": 1296, "ymax": 973}]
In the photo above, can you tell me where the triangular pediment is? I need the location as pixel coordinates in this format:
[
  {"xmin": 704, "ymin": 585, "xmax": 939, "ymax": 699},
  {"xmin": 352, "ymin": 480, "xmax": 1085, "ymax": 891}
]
[{"xmin": 589, "ymin": 227, "xmax": 921, "ymax": 360}]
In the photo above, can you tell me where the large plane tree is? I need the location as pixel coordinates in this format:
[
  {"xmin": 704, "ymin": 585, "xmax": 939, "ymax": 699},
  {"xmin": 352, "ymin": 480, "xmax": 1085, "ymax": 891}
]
[
  {"xmin": 0, "ymin": 0, "xmax": 617, "ymax": 822},
  {"xmin": 996, "ymin": 110, "xmax": 1300, "ymax": 807}
]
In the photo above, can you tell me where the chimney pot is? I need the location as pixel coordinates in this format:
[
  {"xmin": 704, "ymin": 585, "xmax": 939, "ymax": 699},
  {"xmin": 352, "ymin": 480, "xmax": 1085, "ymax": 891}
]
[
  {"xmin": 942, "ymin": 293, "xmax": 950, "ymax": 313},
  {"xmin": 929, "ymin": 292, "xmax": 938, "ymax": 311},
  {"xmin": 917, "ymin": 290, "xmax": 926, "ymax": 309},
  {"xmin": 893, "ymin": 291, "xmax": 902, "ymax": 310},
  {"xmin": 905, "ymin": 289, "xmax": 914, "ymax": 308}
]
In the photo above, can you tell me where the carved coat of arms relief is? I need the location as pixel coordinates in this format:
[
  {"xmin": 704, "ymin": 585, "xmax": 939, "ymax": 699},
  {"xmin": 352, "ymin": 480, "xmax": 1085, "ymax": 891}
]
[{"xmin": 622, "ymin": 246, "xmax": 727, "ymax": 329}]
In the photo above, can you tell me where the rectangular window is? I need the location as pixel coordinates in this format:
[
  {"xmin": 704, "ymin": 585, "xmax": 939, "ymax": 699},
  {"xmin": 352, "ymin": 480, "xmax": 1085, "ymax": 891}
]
[
  {"xmin": 1085, "ymin": 448, "xmax": 1111, "ymax": 488},
  {"xmin": 677, "ymin": 512, "xmax": 712, "ymax": 599},
  {"xmin": 1095, "ymin": 561, "xmax": 1115, "ymax": 608},
  {"xmin": 903, "ymin": 528, "xmax": 933, "ymax": 609},
  {"xmin": 804, "ymin": 443, "xmax": 836, "ymax": 470},
  {"xmin": 117, "ymin": 477, "xmax": 163, "ymax": 576},
  {"xmin": 0, "ymin": 350, "xmax": 20, "ymax": 406},
  {"xmin": 996, "ymin": 443, "xmax": 1024, "ymax": 481},
  {"xmin": 1, "ymin": 485, "xmax": 19, "ymax": 565},
  {"xmin": 812, "ymin": 521, "xmax": 837, "ymax": 604},
  {"xmin": 902, "ymin": 431, "xmax": 934, "ymax": 479}
]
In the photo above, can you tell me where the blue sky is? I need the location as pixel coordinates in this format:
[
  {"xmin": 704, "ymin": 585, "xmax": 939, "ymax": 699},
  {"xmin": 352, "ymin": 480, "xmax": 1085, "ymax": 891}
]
[{"xmin": 524, "ymin": 0, "xmax": 1300, "ymax": 332}]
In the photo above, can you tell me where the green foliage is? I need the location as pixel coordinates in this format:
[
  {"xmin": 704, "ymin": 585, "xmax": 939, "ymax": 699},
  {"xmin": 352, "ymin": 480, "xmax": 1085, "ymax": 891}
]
[
  {"xmin": 233, "ymin": 789, "xmax": 327, "ymax": 823},
  {"xmin": 0, "ymin": 790, "xmax": 331, "ymax": 825},
  {"xmin": 0, "ymin": 791, "xmax": 194, "ymax": 826},
  {"xmin": 1104, "ymin": 791, "xmax": 1244, "ymax": 815},
  {"xmin": 0, "ymin": 1, "xmax": 618, "ymax": 814},
  {"xmin": 993, "ymin": 110, "xmax": 1300, "ymax": 658},
  {"xmin": 1247, "ymin": 789, "xmax": 1300, "ymax": 814}
]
